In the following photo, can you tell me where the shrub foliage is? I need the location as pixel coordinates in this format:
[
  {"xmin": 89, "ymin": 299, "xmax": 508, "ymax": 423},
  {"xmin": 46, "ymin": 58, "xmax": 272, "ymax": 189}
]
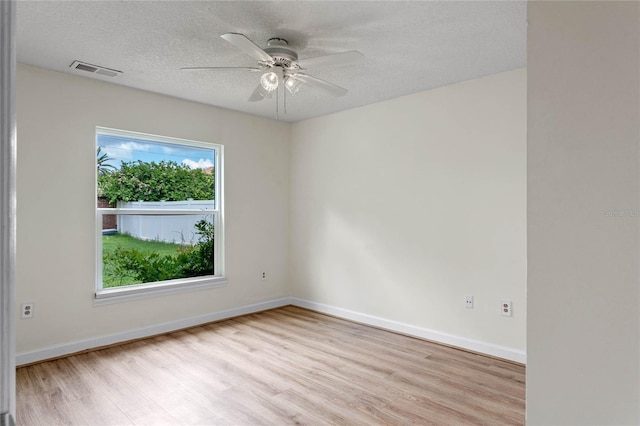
[
  {"xmin": 98, "ymin": 160, "xmax": 214, "ymax": 204},
  {"xmin": 103, "ymin": 218, "xmax": 214, "ymax": 287}
]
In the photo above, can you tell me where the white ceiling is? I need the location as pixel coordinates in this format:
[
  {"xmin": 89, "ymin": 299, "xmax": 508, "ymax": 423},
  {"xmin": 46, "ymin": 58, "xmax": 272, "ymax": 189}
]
[{"xmin": 16, "ymin": 1, "xmax": 526, "ymax": 123}]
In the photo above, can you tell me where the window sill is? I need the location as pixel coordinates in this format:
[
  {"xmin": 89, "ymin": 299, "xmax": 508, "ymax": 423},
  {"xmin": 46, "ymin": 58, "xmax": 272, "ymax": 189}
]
[{"xmin": 94, "ymin": 276, "xmax": 227, "ymax": 305}]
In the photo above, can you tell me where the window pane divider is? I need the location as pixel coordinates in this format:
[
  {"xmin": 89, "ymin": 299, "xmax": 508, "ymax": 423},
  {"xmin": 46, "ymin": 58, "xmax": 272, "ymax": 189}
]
[{"xmin": 98, "ymin": 208, "xmax": 216, "ymax": 215}]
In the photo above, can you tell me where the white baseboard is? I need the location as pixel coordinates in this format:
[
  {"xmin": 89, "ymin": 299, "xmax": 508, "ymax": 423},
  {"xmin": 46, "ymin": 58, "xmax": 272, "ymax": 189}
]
[
  {"xmin": 15, "ymin": 297, "xmax": 291, "ymax": 366},
  {"xmin": 289, "ymin": 297, "xmax": 526, "ymax": 364},
  {"xmin": 17, "ymin": 296, "xmax": 526, "ymax": 365}
]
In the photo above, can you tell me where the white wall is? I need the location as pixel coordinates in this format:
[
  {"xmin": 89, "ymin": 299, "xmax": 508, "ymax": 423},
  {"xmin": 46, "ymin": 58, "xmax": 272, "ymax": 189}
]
[
  {"xmin": 15, "ymin": 64, "xmax": 290, "ymax": 354},
  {"xmin": 290, "ymin": 69, "xmax": 526, "ymax": 356},
  {"xmin": 527, "ymin": 2, "xmax": 640, "ymax": 424}
]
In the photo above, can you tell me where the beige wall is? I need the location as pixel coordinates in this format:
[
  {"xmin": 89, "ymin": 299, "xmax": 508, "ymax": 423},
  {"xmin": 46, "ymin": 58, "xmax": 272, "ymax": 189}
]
[
  {"xmin": 15, "ymin": 64, "xmax": 290, "ymax": 353},
  {"xmin": 527, "ymin": 2, "xmax": 640, "ymax": 423},
  {"xmin": 16, "ymin": 65, "xmax": 528, "ymax": 359},
  {"xmin": 290, "ymin": 69, "xmax": 526, "ymax": 353}
]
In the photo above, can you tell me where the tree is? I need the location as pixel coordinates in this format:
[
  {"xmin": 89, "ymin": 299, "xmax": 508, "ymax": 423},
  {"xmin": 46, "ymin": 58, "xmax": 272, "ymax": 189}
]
[
  {"xmin": 97, "ymin": 160, "xmax": 214, "ymax": 204},
  {"xmin": 96, "ymin": 146, "xmax": 116, "ymax": 176}
]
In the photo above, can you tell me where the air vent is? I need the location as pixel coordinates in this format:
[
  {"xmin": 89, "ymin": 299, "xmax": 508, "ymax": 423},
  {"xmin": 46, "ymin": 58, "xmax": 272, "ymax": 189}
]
[{"xmin": 70, "ymin": 60, "xmax": 122, "ymax": 78}]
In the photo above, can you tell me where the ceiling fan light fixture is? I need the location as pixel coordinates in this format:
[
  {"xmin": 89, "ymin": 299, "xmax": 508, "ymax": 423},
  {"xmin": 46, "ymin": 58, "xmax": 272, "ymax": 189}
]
[
  {"xmin": 187, "ymin": 33, "xmax": 363, "ymax": 116},
  {"xmin": 260, "ymin": 71, "xmax": 279, "ymax": 92},
  {"xmin": 285, "ymin": 75, "xmax": 303, "ymax": 96}
]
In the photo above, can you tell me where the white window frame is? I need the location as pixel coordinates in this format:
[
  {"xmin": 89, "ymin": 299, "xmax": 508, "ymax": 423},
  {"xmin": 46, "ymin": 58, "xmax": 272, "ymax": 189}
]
[{"xmin": 95, "ymin": 127, "xmax": 225, "ymax": 302}]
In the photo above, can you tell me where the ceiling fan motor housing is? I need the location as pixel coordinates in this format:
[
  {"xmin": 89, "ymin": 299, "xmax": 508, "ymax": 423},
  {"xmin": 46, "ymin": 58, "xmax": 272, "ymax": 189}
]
[{"xmin": 264, "ymin": 38, "xmax": 298, "ymax": 67}]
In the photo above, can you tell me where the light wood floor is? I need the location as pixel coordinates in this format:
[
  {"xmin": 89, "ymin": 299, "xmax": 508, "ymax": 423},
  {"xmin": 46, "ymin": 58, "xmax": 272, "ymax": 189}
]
[{"xmin": 16, "ymin": 306, "xmax": 525, "ymax": 425}]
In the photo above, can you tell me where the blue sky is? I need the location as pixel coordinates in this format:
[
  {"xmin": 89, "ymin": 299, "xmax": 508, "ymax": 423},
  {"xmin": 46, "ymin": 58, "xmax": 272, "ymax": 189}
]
[{"xmin": 97, "ymin": 134, "xmax": 215, "ymax": 170}]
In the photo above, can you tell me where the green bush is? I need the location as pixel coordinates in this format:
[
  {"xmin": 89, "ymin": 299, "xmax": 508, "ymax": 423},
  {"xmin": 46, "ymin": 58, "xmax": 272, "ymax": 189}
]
[
  {"xmin": 178, "ymin": 219, "xmax": 214, "ymax": 277},
  {"xmin": 98, "ymin": 160, "xmax": 214, "ymax": 204},
  {"xmin": 103, "ymin": 219, "xmax": 214, "ymax": 287}
]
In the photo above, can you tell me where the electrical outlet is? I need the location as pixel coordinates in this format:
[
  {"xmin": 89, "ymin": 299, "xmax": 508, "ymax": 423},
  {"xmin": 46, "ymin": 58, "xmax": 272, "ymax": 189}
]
[
  {"xmin": 501, "ymin": 300, "xmax": 512, "ymax": 317},
  {"xmin": 465, "ymin": 295, "xmax": 474, "ymax": 309},
  {"xmin": 21, "ymin": 302, "xmax": 34, "ymax": 319},
  {"xmin": 261, "ymin": 272, "xmax": 267, "ymax": 281}
]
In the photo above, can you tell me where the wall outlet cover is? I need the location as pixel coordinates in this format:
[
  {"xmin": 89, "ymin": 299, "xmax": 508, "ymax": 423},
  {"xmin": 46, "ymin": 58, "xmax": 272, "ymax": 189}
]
[
  {"xmin": 501, "ymin": 300, "xmax": 512, "ymax": 317},
  {"xmin": 465, "ymin": 295, "xmax": 474, "ymax": 309},
  {"xmin": 21, "ymin": 302, "xmax": 34, "ymax": 319}
]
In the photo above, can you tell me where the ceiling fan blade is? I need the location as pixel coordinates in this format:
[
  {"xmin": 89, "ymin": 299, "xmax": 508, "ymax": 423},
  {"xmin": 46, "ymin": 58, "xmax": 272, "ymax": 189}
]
[
  {"xmin": 248, "ymin": 84, "xmax": 273, "ymax": 102},
  {"xmin": 296, "ymin": 74, "xmax": 348, "ymax": 97},
  {"xmin": 297, "ymin": 51, "xmax": 364, "ymax": 70},
  {"xmin": 221, "ymin": 33, "xmax": 273, "ymax": 63},
  {"xmin": 181, "ymin": 66, "xmax": 261, "ymax": 72}
]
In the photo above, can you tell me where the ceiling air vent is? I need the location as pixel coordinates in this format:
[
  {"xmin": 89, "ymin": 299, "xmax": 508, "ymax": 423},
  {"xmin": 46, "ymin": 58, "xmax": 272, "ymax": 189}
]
[{"xmin": 70, "ymin": 60, "xmax": 122, "ymax": 77}]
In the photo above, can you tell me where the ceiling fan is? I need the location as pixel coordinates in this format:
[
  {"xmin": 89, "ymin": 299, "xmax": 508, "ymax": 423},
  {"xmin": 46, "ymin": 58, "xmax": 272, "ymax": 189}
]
[{"xmin": 181, "ymin": 33, "xmax": 364, "ymax": 114}]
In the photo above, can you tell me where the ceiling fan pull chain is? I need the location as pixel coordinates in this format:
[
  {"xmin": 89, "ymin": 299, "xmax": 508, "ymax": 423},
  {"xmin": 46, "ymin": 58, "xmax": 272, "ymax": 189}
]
[{"xmin": 276, "ymin": 86, "xmax": 279, "ymax": 120}]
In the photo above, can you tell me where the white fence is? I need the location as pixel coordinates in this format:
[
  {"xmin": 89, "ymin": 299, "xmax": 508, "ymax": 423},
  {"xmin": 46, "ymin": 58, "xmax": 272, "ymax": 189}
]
[{"xmin": 117, "ymin": 200, "xmax": 214, "ymax": 244}]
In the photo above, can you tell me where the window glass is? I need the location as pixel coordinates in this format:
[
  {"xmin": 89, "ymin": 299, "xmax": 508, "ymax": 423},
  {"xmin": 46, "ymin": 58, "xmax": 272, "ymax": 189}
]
[{"xmin": 96, "ymin": 128, "xmax": 223, "ymax": 296}]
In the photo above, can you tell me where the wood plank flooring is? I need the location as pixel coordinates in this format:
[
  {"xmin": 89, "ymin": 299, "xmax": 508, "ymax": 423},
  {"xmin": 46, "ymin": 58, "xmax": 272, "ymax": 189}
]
[{"xmin": 16, "ymin": 306, "xmax": 525, "ymax": 425}]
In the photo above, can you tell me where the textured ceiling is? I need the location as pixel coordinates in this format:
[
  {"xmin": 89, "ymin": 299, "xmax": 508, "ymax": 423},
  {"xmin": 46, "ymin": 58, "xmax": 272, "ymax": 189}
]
[{"xmin": 16, "ymin": 1, "xmax": 526, "ymax": 123}]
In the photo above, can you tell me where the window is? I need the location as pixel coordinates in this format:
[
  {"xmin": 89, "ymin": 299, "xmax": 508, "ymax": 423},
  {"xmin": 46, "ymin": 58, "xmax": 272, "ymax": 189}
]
[{"xmin": 95, "ymin": 127, "xmax": 224, "ymax": 301}]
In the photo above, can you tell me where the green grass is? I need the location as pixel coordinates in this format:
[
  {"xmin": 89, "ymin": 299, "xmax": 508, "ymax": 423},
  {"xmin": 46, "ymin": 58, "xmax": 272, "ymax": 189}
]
[
  {"xmin": 102, "ymin": 233, "xmax": 182, "ymax": 257},
  {"xmin": 102, "ymin": 233, "xmax": 183, "ymax": 288}
]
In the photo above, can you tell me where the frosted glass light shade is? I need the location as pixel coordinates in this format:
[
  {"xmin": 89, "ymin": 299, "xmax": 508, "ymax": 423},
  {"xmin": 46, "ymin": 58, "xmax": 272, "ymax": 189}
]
[
  {"xmin": 260, "ymin": 72, "xmax": 279, "ymax": 92},
  {"xmin": 285, "ymin": 75, "xmax": 303, "ymax": 95}
]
